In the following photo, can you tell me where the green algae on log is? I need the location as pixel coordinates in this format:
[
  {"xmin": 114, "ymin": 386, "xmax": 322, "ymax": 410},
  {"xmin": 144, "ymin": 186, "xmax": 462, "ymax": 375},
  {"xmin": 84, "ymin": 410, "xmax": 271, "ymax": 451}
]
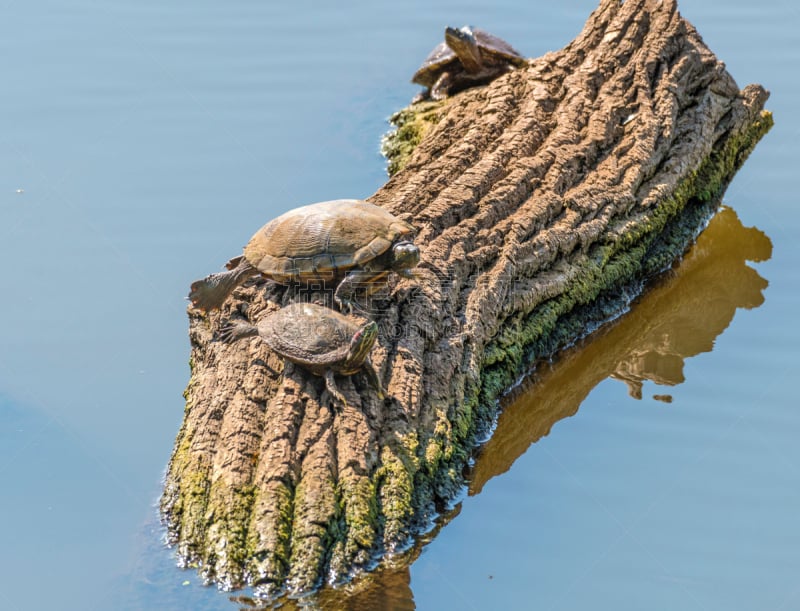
[
  {"xmin": 161, "ymin": 0, "xmax": 772, "ymax": 598},
  {"xmin": 382, "ymin": 99, "xmax": 448, "ymax": 176}
]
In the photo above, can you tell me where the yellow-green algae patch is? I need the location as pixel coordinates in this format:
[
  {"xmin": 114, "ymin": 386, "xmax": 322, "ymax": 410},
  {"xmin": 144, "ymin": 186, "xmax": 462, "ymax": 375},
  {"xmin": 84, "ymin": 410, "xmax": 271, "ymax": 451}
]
[
  {"xmin": 201, "ymin": 483, "xmax": 257, "ymax": 587},
  {"xmin": 375, "ymin": 433, "xmax": 419, "ymax": 545},
  {"xmin": 243, "ymin": 481, "xmax": 294, "ymax": 589},
  {"xmin": 381, "ymin": 100, "xmax": 448, "ymax": 175}
]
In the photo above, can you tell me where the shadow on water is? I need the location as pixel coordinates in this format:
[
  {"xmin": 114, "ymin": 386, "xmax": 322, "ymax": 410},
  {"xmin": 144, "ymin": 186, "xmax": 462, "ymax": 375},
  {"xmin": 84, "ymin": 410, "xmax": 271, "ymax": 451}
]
[{"xmin": 205, "ymin": 206, "xmax": 771, "ymax": 610}]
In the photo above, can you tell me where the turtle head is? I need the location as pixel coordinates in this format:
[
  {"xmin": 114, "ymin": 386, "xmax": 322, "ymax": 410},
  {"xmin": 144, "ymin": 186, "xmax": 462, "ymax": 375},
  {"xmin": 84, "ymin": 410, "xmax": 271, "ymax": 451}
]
[
  {"xmin": 391, "ymin": 240, "xmax": 421, "ymax": 274},
  {"xmin": 445, "ymin": 25, "xmax": 483, "ymax": 73},
  {"xmin": 346, "ymin": 321, "xmax": 379, "ymax": 367}
]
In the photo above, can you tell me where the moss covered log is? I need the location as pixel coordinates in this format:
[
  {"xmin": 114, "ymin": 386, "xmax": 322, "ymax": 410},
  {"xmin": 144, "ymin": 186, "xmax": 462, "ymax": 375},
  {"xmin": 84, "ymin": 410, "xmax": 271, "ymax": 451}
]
[{"xmin": 161, "ymin": 0, "xmax": 772, "ymax": 598}]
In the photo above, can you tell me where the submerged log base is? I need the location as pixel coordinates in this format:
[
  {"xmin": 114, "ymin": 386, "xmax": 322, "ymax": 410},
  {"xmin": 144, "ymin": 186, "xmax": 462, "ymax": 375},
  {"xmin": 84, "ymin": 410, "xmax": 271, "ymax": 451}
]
[{"xmin": 162, "ymin": 0, "xmax": 772, "ymax": 597}]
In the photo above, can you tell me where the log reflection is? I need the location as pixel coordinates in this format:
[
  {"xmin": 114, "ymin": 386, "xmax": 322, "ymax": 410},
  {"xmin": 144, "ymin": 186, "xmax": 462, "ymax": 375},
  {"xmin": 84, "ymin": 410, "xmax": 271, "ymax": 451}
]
[
  {"xmin": 231, "ymin": 543, "xmax": 419, "ymax": 611},
  {"xmin": 470, "ymin": 206, "xmax": 772, "ymax": 495}
]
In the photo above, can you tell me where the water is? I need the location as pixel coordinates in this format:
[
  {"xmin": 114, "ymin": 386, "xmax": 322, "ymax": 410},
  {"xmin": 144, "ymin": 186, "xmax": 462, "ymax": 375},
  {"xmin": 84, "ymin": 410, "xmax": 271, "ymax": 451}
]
[{"xmin": 1, "ymin": 1, "xmax": 797, "ymax": 610}]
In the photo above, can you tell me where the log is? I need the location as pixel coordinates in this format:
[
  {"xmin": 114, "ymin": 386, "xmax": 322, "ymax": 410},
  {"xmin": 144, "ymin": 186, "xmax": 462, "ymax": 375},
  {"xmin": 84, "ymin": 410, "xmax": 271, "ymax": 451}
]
[
  {"xmin": 226, "ymin": 206, "xmax": 772, "ymax": 611},
  {"xmin": 161, "ymin": 0, "xmax": 772, "ymax": 597}
]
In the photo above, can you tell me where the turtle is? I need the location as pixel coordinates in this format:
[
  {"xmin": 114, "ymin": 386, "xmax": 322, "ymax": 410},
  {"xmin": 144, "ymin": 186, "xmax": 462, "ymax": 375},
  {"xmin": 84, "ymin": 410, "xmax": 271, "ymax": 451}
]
[
  {"xmin": 189, "ymin": 199, "xmax": 420, "ymax": 312},
  {"xmin": 220, "ymin": 302, "xmax": 384, "ymax": 409},
  {"xmin": 412, "ymin": 26, "xmax": 526, "ymax": 101}
]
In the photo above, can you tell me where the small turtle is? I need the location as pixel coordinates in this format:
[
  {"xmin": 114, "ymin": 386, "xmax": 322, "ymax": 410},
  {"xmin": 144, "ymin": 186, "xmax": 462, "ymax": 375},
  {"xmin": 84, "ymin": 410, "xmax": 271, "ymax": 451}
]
[
  {"xmin": 189, "ymin": 199, "xmax": 419, "ymax": 312},
  {"xmin": 220, "ymin": 302, "xmax": 384, "ymax": 408},
  {"xmin": 412, "ymin": 26, "xmax": 526, "ymax": 101}
]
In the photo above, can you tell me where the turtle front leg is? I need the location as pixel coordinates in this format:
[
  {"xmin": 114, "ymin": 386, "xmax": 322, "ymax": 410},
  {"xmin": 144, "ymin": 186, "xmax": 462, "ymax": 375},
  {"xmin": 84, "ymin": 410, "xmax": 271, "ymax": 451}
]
[
  {"xmin": 430, "ymin": 71, "xmax": 456, "ymax": 101},
  {"xmin": 188, "ymin": 257, "xmax": 257, "ymax": 312},
  {"xmin": 362, "ymin": 356, "xmax": 386, "ymax": 400},
  {"xmin": 334, "ymin": 270, "xmax": 386, "ymax": 313},
  {"xmin": 218, "ymin": 320, "xmax": 259, "ymax": 343},
  {"xmin": 324, "ymin": 370, "xmax": 347, "ymax": 411}
]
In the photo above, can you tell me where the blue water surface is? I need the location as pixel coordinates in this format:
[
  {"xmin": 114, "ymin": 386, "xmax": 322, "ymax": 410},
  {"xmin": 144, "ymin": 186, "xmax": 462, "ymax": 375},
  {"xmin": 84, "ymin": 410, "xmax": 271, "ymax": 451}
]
[{"xmin": 1, "ymin": 1, "xmax": 798, "ymax": 610}]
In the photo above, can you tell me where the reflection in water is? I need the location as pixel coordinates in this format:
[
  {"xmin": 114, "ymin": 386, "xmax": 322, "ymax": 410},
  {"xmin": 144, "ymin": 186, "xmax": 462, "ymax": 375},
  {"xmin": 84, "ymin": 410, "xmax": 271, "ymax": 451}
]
[
  {"xmin": 231, "ymin": 564, "xmax": 415, "ymax": 611},
  {"xmin": 230, "ymin": 546, "xmax": 422, "ymax": 611},
  {"xmin": 612, "ymin": 210, "xmax": 770, "ymax": 399},
  {"xmin": 469, "ymin": 206, "xmax": 771, "ymax": 495},
  {"xmin": 227, "ymin": 207, "xmax": 771, "ymax": 609}
]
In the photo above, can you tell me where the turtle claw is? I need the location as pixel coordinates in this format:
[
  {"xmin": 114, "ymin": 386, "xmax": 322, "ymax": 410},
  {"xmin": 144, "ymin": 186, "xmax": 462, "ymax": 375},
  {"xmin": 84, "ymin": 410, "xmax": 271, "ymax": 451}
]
[
  {"xmin": 218, "ymin": 320, "xmax": 257, "ymax": 343},
  {"xmin": 217, "ymin": 322, "xmax": 235, "ymax": 343}
]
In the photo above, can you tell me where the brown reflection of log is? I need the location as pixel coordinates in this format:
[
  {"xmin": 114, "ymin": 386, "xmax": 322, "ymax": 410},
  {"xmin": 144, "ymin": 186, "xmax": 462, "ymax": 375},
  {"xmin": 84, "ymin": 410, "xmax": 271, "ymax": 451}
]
[
  {"xmin": 469, "ymin": 207, "xmax": 771, "ymax": 495},
  {"xmin": 231, "ymin": 564, "xmax": 415, "ymax": 611}
]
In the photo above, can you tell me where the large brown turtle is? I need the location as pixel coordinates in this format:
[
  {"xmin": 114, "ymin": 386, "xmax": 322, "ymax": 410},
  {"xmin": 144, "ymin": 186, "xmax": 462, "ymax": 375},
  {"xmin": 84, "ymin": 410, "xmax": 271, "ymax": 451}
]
[
  {"xmin": 189, "ymin": 199, "xmax": 419, "ymax": 312},
  {"xmin": 412, "ymin": 26, "xmax": 526, "ymax": 101},
  {"xmin": 220, "ymin": 302, "xmax": 384, "ymax": 408}
]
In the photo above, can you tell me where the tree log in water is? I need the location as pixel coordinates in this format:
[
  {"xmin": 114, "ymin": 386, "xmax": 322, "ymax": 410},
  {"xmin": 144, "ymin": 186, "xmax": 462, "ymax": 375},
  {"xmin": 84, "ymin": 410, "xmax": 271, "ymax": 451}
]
[{"xmin": 161, "ymin": 0, "xmax": 772, "ymax": 597}]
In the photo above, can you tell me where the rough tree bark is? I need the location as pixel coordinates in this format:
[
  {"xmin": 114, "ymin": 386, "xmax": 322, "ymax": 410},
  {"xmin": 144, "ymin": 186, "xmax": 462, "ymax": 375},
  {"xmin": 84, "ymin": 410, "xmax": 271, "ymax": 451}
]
[{"xmin": 161, "ymin": 0, "xmax": 772, "ymax": 597}]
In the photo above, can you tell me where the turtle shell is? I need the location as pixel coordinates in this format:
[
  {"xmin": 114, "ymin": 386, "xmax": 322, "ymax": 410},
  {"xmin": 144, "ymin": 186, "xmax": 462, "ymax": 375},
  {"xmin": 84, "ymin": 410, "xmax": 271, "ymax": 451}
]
[
  {"xmin": 412, "ymin": 41, "xmax": 458, "ymax": 87},
  {"xmin": 258, "ymin": 302, "xmax": 375, "ymax": 370},
  {"xmin": 412, "ymin": 27, "xmax": 525, "ymax": 87},
  {"xmin": 243, "ymin": 199, "xmax": 416, "ymax": 284}
]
